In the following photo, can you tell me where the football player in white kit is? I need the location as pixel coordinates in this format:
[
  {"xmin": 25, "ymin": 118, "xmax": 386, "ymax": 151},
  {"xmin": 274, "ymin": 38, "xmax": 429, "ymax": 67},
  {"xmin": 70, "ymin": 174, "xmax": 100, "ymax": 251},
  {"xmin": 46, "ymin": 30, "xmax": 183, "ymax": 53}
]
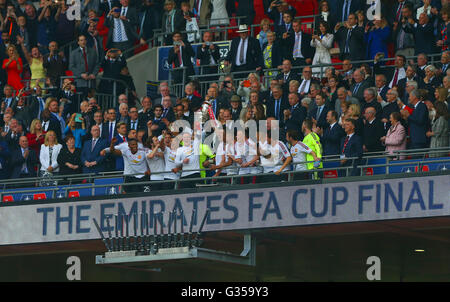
[
  {"xmin": 145, "ymin": 135, "xmax": 165, "ymax": 191},
  {"xmin": 286, "ymin": 129, "xmax": 320, "ymax": 180}
]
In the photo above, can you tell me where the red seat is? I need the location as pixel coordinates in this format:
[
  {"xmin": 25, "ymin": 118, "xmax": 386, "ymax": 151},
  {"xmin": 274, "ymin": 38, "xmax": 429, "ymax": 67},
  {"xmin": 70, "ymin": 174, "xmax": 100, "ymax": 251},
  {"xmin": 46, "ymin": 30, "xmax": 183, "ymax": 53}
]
[
  {"xmin": 324, "ymin": 170, "xmax": 338, "ymax": 178},
  {"xmin": 415, "ymin": 165, "xmax": 429, "ymax": 172},
  {"xmin": 33, "ymin": 193, "xmax": 46, "ymax": 200},
  {"xmin": 2, "ymin": 195, "xmax": 13, "ymax": 202},
  {"xmin": 364, "ymin": 168, "xmax": 374, "ymax": 176},
  {"xmin": 68, "ymin": 191, "xmax": 80, "ymax": 198}
]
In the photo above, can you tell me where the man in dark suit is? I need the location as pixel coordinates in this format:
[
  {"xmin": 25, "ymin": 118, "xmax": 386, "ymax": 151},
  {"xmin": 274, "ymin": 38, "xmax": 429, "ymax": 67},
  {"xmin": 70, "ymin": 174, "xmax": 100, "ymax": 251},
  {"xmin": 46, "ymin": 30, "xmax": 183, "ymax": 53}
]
[
  {"xmin": 320, "ymin": 110, "xmax": 345, "ymax": 156},
  {"xmin": 102, "ymin": 108, "xmax": 118, "ymax": 143},
  {"xmin": 436, "ymin": 50, "xmax": 450, "ymax": 82},
  {"xmin": 349, "ymin": 69, "xmax": 371, "ymax": 103},
  {"xmin": 276, "ymin": 59, "xmax": 300, "ymax": 94},
  {"xmin": 284, "ymin": 92, "xmax": 307, "ymax": 135},
  {"xmin": 266, "ymin": 0, "xmax": 296, "ymax": 27},
  {"xmin": 161, "ymin": 0, "xmax": 185, "ymax": 45},
  {"xmin": 100, "ymin": 0, "xmax": 121, "ymax": 16},
  {"xmin": 10, "ymin": 136, "xmax": 37, "ymax": 179},
  {"xmin": 297, "ymin": 66, "xmax": 320, "ymax": 98},
  {"xmin": 396, "ymin": 64, "xmax": 423, "ymax": 99},
  {"xmin": 308, "ymin": 92, "xmax": 331, "ymax": 130},
  {"xmin": 138, "ymin": 96, "xmax": 154, "ymax": 124},
  {"xmin": 374, "ymin": 54, "xmax": 406, "ymax": 89},
  {"xmin": 375, "ymin": 74, "xmax": 389, "ymax": 102},
  {"xmin": 161, "ymin": 96, "xmax": 176, "ymax": 122},
  {"xmin": 205, "ymin": 86, "xmax": 225, "ymax": 119},
  {"xmin": 224, "ymin": 25, "xmax": 264, "ymax": 79},
  {"xmin": 403, "ymin": 12, "xmax": 436, "ymax": 56},
  {"xmin": 139, "ymin": 0, "xmax": 164, "ymax": 42},
  {"xmin": 83, "ymin": 19, "xmax": 104, "ymax": 60},
  {"xmin": 196, "ymin": 31, "xmax": 220, "ymax": 81},
  {"xmin": 104, "ymin": 0, "xmax": 138, "ymax": 58},
  {"xmin": 340, "ymin": 118, "xmax": 363, "ymax": 176},
  {"xmin": 362, "ymin": 107, "xmax": 385, "ymax": 153},
  {"xmin": 184, "ymin": 82, "xmax": 203, "ymax": 112},
  {"xmin": 98, "ymin": 48, "xmax": 128, "ymax": 94},
  {"xmin": 127, "ymin": 107, "xmax": 146, "ymax": 131},
  {"xmin": 81, "ymin": 125, "xmax": 108, "ymax": 173},
  {"xmin": 43, "ymin": 41, "xmax": 68, "ymax": 87},
  {"xmin": 401, "ymin": 88, "xmax": 429, "ymax": 150},
  {"xmin": 275, "ymin": 11, "xmax": 294, "ymax": 39},
  {"xmin": 381, "ymin": 89, "xmax": 400, "ymax": 132},
  {"xmin": 69, "ymin": 35, "xmax": 100, "ymax": 95},
  {"xmin": 336, "ymin": 0, "xmax": 362, "ymax": 24},
  {"xmin": 148, "ymin": 105, "xmax": 167, "ymax": 137},
  {"xmin": 334, "ymin": 13, "xmax": 365, "ymax": 62},
  {"xmin": 360, "ymin": 87, "xmax": 382, "ymax": 120},
  {"xmin": 40, "ymin": 109, "xmax": 62, "ymax": 144},
  {"xmin": 4, "ymin": 119, "xmax": 26, "ymax": 150},
  {"xmin": 266, "ymin": 84, "xmax": 289, "ymax": 127},
  {"xmin": 229, "ymin": 96, "xmax": 242, "ymax": 121},
  {"xmin": 1, "ymin": 85, "xmax": 15, "ymax": 109},
  {"xmin": 282, "ymin": 19, "xmax": 314, "ymax": 69},
  {"xmin": 168, "ymin": 32, "xmax": 195, "ymax": 84}
]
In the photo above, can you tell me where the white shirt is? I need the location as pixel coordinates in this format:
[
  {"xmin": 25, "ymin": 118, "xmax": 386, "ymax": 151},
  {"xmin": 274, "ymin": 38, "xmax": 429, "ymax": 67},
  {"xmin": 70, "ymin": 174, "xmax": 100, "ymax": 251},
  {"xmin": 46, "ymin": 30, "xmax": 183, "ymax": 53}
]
[
  {"xmin": 235, "ymin": 139, "xmax": 258, "ymax": 175},
  {"xmin": 216, "ymin": 142, "xmax": 237, "ymax": 175},
  {"xmin": 260, "ymin": 140, "xmax": 291, "ymax": 173},
  {"xmin": 175, "ymin": 138, "xmax": 201, "ymax": 177},
  {"xmin": 235, "ymin": 37, "xmax": 248, "ymax": 66},
  {"xmin": 112, "ymin": 15, "xmax": 128, "ymax": 42},
  {"xmin": 40, "ymin": 144, "xmax": 63, "ymax": 172},
  {"xmin": 389, "ymin": 67, "xmax": 406, "ymax": 88},
  {"xmin": 164, "ymin": 146, "xmax": 180, "ymax": 180},
  {"xmin": 145, "ymin": 147, "xmax": 165, "ymax": 180},
  {"xmin": 290, "ymin": 141, "xmax": 312, "ymax": 171},
  {"xmin": 115, "ymin": 143, "xmax": 148, "ymax": 178}
]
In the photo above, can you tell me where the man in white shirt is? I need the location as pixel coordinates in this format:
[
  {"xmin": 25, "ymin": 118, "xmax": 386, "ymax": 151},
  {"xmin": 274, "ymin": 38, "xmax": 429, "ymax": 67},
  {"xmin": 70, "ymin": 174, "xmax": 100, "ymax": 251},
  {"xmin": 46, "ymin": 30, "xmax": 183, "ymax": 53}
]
[
  {"xmin": 234, "ymin": 129, "xmax": 259, "ymax": 184},
  {"xmin": 160, "ymin": 133, "xmax": 180, "ymax": 190},
  {"xmin": 286, "ymin": 129, "xmax": 319, "ymax": 180},
  {"xmin": 175, "ymin": 131, "xmax": 201, "ymax": 188},
  {"xmin": 109, "ymin": 137, "xmax": 149, "ymax": 193}
]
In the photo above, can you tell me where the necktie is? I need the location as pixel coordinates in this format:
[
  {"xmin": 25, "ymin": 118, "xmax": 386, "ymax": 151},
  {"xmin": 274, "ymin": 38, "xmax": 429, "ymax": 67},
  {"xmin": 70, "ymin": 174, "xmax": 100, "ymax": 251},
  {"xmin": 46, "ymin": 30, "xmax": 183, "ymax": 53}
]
[
  {"xmin": 286, "ymin": 24, "xmax": 289, "ymax": 32},
  {"xmin": 293, "ymin": 33, "xmax": 301, "ymax": 58},
  {"xmin": 212, "ymin": 100, "xmax": 216, "ymax": 115},
  {"xmin": 109, "ymin": 123, "xmax": 113, "ymax": 141},
  {"xmin": 342, "ymin": 0, "xmax": 349, "ymax": 22},
  {"xmin": 353, "ymin": 82, "xmax": 361, "ymax": 95},
  {"xmin": 345, "ymin": 28, "xmax": 352, "ymax": 53},
  {"xmin": 284, "ymin": 74, "xmax": 288, "ymax": 81},
  {"xmin": 275, "ymin": 99, "xmax": 280, "ymax": 119},
  {"xmin": 91, "ymin": 139, "xmax": 96, "ymax": 151},
  {"xmin": 396, "ymin": 3, "xmax": 403, "ymax": 22},
  {"xmin": 178, "ymin": 48, "xmax": 182, "ymax": 66},
  {"xmin": 299, "ymin": 80, "xmax": 306, "ymax": 93},
  {"xmin": 123, "ymin": 136, "xmax": 126, "ymax": 142},
  {"xmin": 392, "ymin": 69, "xmax": 399, "ymax": 87},
  {"xmin": 342, "ymin": 136, "xmax": 350, "ymax": 153},
  {"xmin": 316, "ymin": 106, "xmax": 322, "ymax": 120},
  {"xmin": 132, "ymin": 121, "xmax": 136, "ymax": 130},
  {"xmin": 239, "ymin": 39, "xmax": 245, "ymax": 64},
  {"xmin": 82, "ymin": 48, "xmax": 88, "ymax": 72}
]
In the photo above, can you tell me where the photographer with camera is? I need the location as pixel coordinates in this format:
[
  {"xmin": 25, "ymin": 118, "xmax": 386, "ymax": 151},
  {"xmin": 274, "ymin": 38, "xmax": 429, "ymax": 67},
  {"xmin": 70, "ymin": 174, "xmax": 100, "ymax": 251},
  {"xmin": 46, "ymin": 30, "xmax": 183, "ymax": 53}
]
[
  {"xmin": 168, "ymin": 31, "xmax": 195, "ymax": 84},
  {"xmin": 105, "ymin": 1, "xmax": 138, "ymax": 58},
  {"xmin": 98, "ymin": 48, "xmax": 127, "ymax": 94},
  {"xmin": 196, "ymin": 31, "xmax": 220, "ymax": 81}
]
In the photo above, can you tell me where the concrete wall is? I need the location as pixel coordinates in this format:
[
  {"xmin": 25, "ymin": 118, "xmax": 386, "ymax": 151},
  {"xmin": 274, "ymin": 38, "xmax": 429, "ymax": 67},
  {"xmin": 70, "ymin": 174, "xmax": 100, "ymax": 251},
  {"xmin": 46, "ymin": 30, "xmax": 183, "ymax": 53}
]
[{"xmin": 126, "ymin": 47, "xmax": 159, "ymax": 101}]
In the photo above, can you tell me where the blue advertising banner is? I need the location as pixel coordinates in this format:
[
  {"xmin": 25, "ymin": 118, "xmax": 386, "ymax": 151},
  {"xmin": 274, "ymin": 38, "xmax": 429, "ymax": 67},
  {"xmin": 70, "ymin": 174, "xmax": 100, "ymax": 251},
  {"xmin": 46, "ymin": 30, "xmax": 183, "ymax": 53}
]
[
  {"xmin": 0, "ymin": 175, "xmax": 449, "ymax": 245},
  {"xmin": 158, "ymin": 41, "xmax": 231, "ymax": 81}
]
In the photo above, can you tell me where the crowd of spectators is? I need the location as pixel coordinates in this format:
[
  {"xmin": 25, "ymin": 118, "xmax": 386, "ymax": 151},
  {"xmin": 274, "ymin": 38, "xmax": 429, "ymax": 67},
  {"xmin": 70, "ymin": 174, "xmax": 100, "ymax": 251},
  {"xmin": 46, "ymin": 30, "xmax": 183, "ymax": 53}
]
[{"xmin": 0, "ymin": 0, "xmax": 449, "ymax": 193}]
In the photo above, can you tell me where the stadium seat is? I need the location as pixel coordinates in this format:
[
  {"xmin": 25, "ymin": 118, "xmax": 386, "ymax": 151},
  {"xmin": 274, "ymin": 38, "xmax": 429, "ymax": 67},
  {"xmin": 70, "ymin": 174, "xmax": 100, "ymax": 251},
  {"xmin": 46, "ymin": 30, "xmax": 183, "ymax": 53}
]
[
  {"xmin": 415, "ymin": 165, "xmax": 429, "ymax": 172},
  {"xmin": 33, "ymin": 193, "xmax": 47, "ymax": 200},
  {"xmin": 324, "ymin": 170, "xmax": 338, "ymax": 178},
  {"xmin": 2, "ymin": 195, "xmax": 13, "ymax": 202},
  {"xmin": 68, "ymin": 191, "xmax": 80, "ymax": 198},
  {"xmin": 363, "ymin": 168, "xmax": 374, "ymax": 176}
]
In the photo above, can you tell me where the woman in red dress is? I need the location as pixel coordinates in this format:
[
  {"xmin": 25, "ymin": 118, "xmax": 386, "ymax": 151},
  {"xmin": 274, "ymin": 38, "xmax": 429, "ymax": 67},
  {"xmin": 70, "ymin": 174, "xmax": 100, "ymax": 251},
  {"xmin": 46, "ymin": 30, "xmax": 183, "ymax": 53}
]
[
  {"xmin": 2, "ymin": 45, "xmax": 24, "ymax": 94},
  {"xmin": 27, "ymin": 119, "xmax": 46, "ymax": 159}
]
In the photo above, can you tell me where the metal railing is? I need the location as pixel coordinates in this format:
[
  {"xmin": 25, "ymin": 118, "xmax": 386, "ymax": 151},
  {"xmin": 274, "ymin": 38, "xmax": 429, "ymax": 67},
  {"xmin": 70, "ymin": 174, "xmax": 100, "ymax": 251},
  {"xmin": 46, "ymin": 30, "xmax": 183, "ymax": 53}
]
[{"xmin": 0, "ymin": 147, "xmax": 448, "ymax": 201}]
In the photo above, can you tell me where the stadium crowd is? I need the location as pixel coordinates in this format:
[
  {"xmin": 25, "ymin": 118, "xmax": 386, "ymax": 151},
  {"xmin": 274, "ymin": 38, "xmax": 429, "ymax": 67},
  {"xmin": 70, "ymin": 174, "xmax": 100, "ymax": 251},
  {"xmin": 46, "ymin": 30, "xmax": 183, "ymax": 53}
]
[{"xmin": 0, "ymin": 0, "xmax": 449, "ymax": 192}]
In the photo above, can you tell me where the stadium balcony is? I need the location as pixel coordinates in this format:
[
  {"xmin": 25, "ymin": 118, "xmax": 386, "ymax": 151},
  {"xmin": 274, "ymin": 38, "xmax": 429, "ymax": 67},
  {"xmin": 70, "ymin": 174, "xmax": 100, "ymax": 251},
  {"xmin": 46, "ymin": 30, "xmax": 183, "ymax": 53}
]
[{"xmin": 1, "ymin": 147, "xmax": 449, "ymax": 203}]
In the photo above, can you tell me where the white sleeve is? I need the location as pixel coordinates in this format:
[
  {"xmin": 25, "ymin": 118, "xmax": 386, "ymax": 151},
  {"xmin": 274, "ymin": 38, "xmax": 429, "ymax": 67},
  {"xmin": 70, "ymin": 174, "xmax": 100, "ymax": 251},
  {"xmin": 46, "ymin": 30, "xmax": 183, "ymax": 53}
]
[
  {"xmin": 175, "ymin": 148, "xmax": 184, "ymax": 166},
  {"xmin": 279, "ymin": 142, "xmax": 291, "ymax": 158},
  {"xmin": 297, "ymin": 141, "xmax": 312, "ymax": 154}
]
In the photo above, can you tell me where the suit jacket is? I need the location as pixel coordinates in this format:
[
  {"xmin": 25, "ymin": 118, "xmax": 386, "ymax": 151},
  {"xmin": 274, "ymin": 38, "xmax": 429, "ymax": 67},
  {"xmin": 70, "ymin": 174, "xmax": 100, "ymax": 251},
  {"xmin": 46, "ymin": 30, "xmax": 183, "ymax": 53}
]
[
  {"xmin": 276, "ymin": 71, "xmax": 300, "ymax": 93},
  {"xmin": 127, "ymin": 118, "xmax": 147, "ymax": 131},
  {"xmin": 322, "ymin": 122, "xmax": 346, "ymax": 156},
  {"xmin": 226, "ymin": 36, "xmax": 264, "ymax": 72},
  {"xmin": 83, "ymin": 30, "xmax": 104, "ymax": 60},
  {"xmin": 10, "ymin": 147, "xmax": 38, "ymax": 179},
  {"xmin": 275, "ymin": 22, "xmax": 294, "ymax": 39},
  {"xmin": 196, "ymin": 43, "xmax": 220, "ymax": 68},
  {"xmin": 282, "ymin": 31, "xmax": 315, "ymax": 62},
  {"xmin": 41, "ymin": 118, "xmax": 62, "ymax": 144},
  {"xmin": 363, "ymin": 119, "xmax": 385, "ymax": 152},
  {"xmin": 69, "ymin": 46, "xmax": 100, "ymax": 87},
  {"xmin": 185, "ymin": 94, "xmax": 204, "ymax": 112},
  {"xmin": 266, "ymin": 96, "xmax": 289, "ymax": 125},
  {"xmin": 309, "ymin": 105, "xmax": 331, "ymax": 130},
  {"xmin": 161, "ymin": 107, "xmax": 175, "ymax": 123},
  {"xmin": 336, "ymin": 0, "xmax": 362, "ymax": 24},
  {"xmin": 236, "ymin": 0, "xmax": 255, "ymax": 25},
  {"xmin": 190, "ymin": 0, "xmax": 211, "ymax": 25},
  {"xmin": 349, "ymin": 80, "xmax": 370, "ymax": 103},
  {"xmin": 104, "ymin": 9, "xmax": 139, "ymax": 47},
  {"xmin": 407, "ymin": 101, "xmax": 429, "ymax": 146},
  {"xmin": 208, "ymin": 98, "xmax": 226, "ymax": 118},
  {"xmin": 334, "ymin": 25, "xmax": 365, "ymax": 61},
  {"xmin": 361, "ymin": 99, "xmax": 383, "ymax": 120},
  {"xmin": 285, "ymin": 104, "xmax": 307, "ymax": 134},
  {"xmin": 403, "ymin": 21, "xmax": 436, "ymax": 55},
  {"xmin": 81, "ymin": 137, "xmax": 108, "ymax": 173},
  {"xmin": 267, "ymin": 5, "xmax": 296, "ymax": 26},
  {"xmin": 377, "ymin": 85, "xmax": 389, "ymax": 102},
  {"xmin": 340, "ymin": 133, "xmax": 363, "ymax": 176},
  {"xmin": 42, "ymin": 53, "xmax": 68, "ymax": 85},
  {"xmin": 397, "ymin": 76, "xmax": 423, "ymax": 99},
  {"xmin": 167, "ymin": 40, "xmax": 196, "ymax": 78},
  {"xmin": 161, "ymin": 9, "xmax": 186, "ymax": 36}
]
